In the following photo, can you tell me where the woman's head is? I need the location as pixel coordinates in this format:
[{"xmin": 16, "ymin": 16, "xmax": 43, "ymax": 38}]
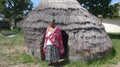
[{"xmin": 49, "ymin": 18, "xmax": 55, "ymax": 28}]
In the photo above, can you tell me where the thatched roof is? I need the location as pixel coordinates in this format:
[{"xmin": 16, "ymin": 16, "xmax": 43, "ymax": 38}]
[
  {"xmin": 39, "ymin": 0, "xmax": 82, "ymax": 8},
  {"xmin": 23, "ymin": 0, "xmax": 103, "ymax": 29}
]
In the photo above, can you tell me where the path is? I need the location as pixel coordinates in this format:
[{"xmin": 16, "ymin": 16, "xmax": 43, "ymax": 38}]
[{"xmin": 102, "ymin": 23, "xmax": 120, "ymax": 33}]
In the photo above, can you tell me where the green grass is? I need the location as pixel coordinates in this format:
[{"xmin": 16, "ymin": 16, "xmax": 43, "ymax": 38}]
[
  {"xmin": 0, "ymin": 30, "xmax": 120, "ymax": 67},
  {"xmin": 0, "ymin": 28, "xmax": 23, "ymax": 35},
  {"xmin": 0, "ymin": 29, "xmax": 24, "ymax": 47},
  {"xmin": 22, "ymin": 51, "xmax": 36, "ymax": 63},
  {"xmin": 0, "ymin": 33, "xmax": 24, "ymax": 47}
]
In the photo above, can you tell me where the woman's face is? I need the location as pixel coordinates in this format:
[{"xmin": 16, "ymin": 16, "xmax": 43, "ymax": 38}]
[{"xmin": 49, "ymin": 21, "xmax": 55, "ymax": 28}]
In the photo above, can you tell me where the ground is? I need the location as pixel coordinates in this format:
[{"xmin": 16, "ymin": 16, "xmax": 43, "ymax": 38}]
[
  {"xmin": 113, "ymin": 63, "xmax": 120, "ymax": 67},
  {"xmin": 0, "ymin": 30, "xmax": 120, "ymax": 67}
]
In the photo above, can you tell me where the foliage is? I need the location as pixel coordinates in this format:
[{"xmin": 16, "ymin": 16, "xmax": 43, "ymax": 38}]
[
  {"xmin": 0, "ymin": 0, "xmax": 33, "ymax": 28},
  {"xmin": 109, "ymin": 3, "xmax": 120, "ymax": 17},
  {"xmin": 77, "ymin": 0, "xmax": 120, "ymax": 18}
]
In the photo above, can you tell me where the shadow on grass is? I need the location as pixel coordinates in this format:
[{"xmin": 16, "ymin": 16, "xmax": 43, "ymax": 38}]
[
  {"xmin": 87, "ymin": 47, "xmax": 116, "ymax": 64},
  {"xmin": 41, "ymin": 59, "xmax": 70, "ymax": 66},
  {"xmin": 58, "ymin": 59, "xmax": 70, "ymax": 66},
  {"xmin": 108, "ymin": 33, "xmax": 120, "ymax": 39}
]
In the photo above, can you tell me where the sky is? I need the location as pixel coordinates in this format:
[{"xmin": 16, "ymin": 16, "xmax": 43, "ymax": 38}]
[
  {"xmin": 31, "ymin": 0, "xmax": 120, "ymax": 7},
  {"xmin": 31, "ymin": 0, "xmax": 41, "ymax": 7}
]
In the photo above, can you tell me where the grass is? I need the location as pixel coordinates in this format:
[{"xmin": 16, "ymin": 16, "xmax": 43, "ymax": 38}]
[
  {"xmin": 0, "ymin": 29, "xmax": 120, "ymax": 67},
  {"xmin": 22, "ymin": 51, "xmax": 35, "ymax": 63},
  {"xmin": 22, "ymin": 51, "xmax": 41, "ymax": 64},
  {"xmin": 0, "ymin": 27, "xmax": 23, "ymax": 35}
]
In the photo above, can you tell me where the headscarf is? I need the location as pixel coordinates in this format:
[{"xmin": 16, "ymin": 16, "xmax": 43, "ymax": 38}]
[{"xmin": 49, "ymin": 17, "xmax": 55, "ymax": 22}]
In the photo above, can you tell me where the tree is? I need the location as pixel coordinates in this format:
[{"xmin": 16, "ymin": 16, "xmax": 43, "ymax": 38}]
[
  {"xmin": 109, "ymin": 3, "xmax": 120, "ymax": 17},
  {"xmin": 77, "ymin": 0, "xmax": 112, "ymax": 17},
  {"xmin": 0, "ymin": 0, "xmax": 33, "ymax": 28},
  {"xmin": 0, "ymin": 0, "xmax": 6, "ymax": 15}
]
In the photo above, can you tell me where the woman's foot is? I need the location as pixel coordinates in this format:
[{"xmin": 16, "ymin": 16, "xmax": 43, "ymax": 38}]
[
  {"xmin": 48, "ymin": 62, "xmax": 53, "ymax": 66},
  {"xmin": 54, "ymin": 61, "xmax": 59, "ymax": 66}
]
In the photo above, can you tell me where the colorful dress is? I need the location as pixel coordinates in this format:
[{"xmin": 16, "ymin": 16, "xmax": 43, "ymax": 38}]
[{"xmin": 43, "ymin": 26, "xmax": 64, "ymax": 62}]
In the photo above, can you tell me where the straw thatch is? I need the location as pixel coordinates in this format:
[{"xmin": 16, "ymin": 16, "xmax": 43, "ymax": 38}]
[{"xmin": 22, "ymin": 0, "xmax": 112, "ymax": 61}]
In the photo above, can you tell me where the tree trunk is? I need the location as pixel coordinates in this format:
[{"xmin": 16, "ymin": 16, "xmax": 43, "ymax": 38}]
[{"xmin": 13, "ymin": 13, "xmax": 17, "ymax": 29}]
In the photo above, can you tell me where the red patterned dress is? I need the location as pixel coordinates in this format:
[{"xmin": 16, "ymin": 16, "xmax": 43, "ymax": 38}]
[{"xmin": 43, "ymin": 26, "xmax": 64, "ymax": 62}]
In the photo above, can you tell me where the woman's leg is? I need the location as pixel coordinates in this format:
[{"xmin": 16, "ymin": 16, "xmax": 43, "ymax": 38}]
[
  {"xmin": 46, "ymin": 45, "xmax": 60, "ymax": 66},
  {"xmin": 45, "ymin": 45, "xmax": 53, "ymax": 66},
  {"xmin": 51, "ymin": 45, "xmax": 60, "ymax": 66}
]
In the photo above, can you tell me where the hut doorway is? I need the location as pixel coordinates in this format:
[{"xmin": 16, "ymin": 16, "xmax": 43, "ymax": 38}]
[
  {"xmin": 61, "ymin": 30, "xmax": 69, "ymax": 59},
  {"xmin": 40, "ymin": 30, "xmax": 69, "ymax": 60}
]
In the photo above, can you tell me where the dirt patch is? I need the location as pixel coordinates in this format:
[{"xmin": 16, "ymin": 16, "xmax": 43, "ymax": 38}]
[
  {"xmin": 0, "ymin": 45, "xmax": 27, "ymax": 67},
  {"xmin": 9, "ymin": 63, "xmax": 40, "ymax": 67},
  {"xmin": 5, "ymin": 46, "xmax": 27, "ymax": 54},
  {"xmin": 112, "ymin": 63, "xmax": 120, "ymax": 67}
]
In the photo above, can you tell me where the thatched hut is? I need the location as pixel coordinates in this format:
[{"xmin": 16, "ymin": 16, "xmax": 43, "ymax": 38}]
[{"xmin": 22, "ymin": 0, "xmax": 112, "ymax": 61}]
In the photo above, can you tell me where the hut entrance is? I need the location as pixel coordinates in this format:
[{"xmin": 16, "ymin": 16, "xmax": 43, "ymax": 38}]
[
  {"xmin": 61, "ymin": 30, "xmax": 69, "ymax": 59},
  {"xmin": 40, "ymin": 30, "xmax": 69, "ymax": 60}
]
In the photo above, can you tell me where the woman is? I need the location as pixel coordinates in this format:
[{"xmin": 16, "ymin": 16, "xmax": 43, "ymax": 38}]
[{"xmin": 43, "ymin": 18, "xmax": 64, "ymax": 66}]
